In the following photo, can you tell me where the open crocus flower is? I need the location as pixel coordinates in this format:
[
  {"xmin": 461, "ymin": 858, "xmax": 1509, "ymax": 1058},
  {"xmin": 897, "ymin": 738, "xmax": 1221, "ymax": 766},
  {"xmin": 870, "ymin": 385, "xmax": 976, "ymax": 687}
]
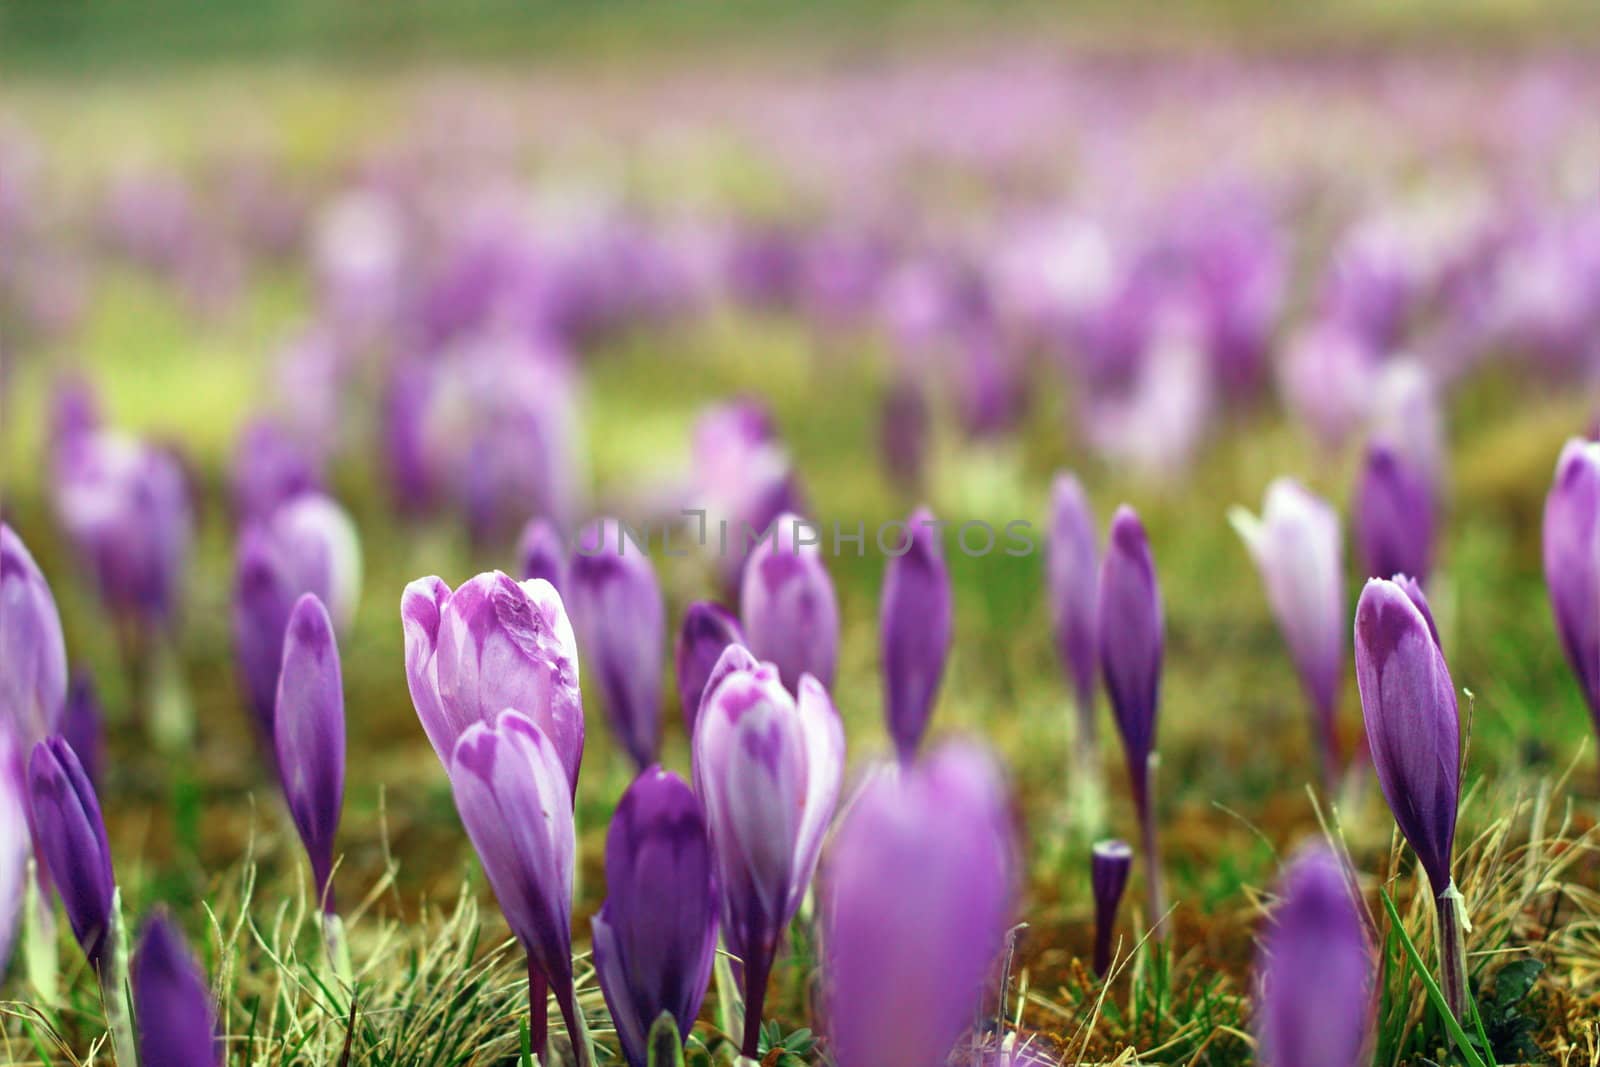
[
  {"xmin": 1543, "ymin": 439, "xmax": 1600, "ymax": 762},
  {"xmin": 1254, "ymin": 846, "xmax": 1373, "ymax": 1067},
  {"xmin": 693, "ymin": 657, "xmax": 844, "ymax": 1058},
  {"xmin": 592, "ymin": 767, "xmax": 718, "ymax": 1066},
  {"xmin": 402, "ymin": 571, "xmax": 584, "ymax": 791},
  {"xmin": 740, "ymin": 512, "xmax": 840, "ymax": 694},
  {"xmin": 879, "ymin": 507, "xmax": 952, "ymax": 763},
  {"xmin": 0, "ymin": 524, "xmax": 68, "ymax": 747},
  {"xmin": 233, "ymin": 493, "xmax": 362, "ymax": 747},
  {"xmin": 1230, "ymin": 479, "xmax": 1346, "ymax": 791},
  {"xmin": 450, "ymin": 710, "xmax": 584, "ymax": 1065},
  {"xmin": 569, "ymin": 520, "xmax": 665, "ymax": 771},
  {"xmin": 821, "ymin": 741, "xmax": 1016, "ymax": 1067}
]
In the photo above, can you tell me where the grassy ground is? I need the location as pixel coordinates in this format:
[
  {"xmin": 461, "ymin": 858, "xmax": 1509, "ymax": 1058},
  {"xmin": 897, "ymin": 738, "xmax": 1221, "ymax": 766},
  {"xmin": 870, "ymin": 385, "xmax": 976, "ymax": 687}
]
[{"xmin": 6, "ymin": 69, "xmax": 1600, "ymax": 1065}]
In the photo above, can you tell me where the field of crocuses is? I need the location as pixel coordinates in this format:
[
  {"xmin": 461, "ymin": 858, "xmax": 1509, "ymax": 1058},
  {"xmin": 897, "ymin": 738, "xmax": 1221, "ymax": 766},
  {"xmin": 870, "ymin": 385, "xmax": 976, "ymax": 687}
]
[{"xmin": 6, "ymin": 37, "xmax": 1600, "ymax": 1066}]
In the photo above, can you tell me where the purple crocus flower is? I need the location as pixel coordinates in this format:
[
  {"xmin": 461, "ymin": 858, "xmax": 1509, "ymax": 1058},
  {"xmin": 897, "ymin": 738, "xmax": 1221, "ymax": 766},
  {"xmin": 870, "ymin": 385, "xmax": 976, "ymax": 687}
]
[
  {"xmin": 1354, "ymin": 443, "xmax": 1436, "ymax": 584},
  {"xmin": 229, "ymin": 416, "xmax": 323, "ymax": 522},
  {"xmin": 1353, "ymin": 578, "xmax": 1466, "ymax": 1018},
  {"xmin": 1230, "ymin": 479, "xmax": 1346, "ymax": 790},
  {"xmin": 132, "ymin": 912, "xmax": 222, "ymax": 1067},
  {"xmin": 0, "ymin": 524, "xmax": 68, "ymax": 747},
  {"xmin": 0, "ymin": 732, "xmax": 30, "ymax": 977},
  {"xmin": 1393, "ymin": 573, "xmax": 1441, "ymax": 649},
  {"xmin": 693, "ymin": 659, "xmax": 844, "ymax": 1057},
  {"xmin": 518, "ymin": 517, "xmax": 568, "ymax": 594},
  {"xmin": 1047, "ymin": 475, "xmax": 1099, "ymax": 757},
  {"xmin": 27, "ymin": 737, "xmax": 115, "ymax": 971},
  {"xmin": 822, "ymin": 741, "xmax": 1016, "ymax": 1067},
  {"xmin": 233, "ymin": 493, "xmax": 362, "ymax": 747},
  {"xmin": 1544, "ymin": 439, "xmax": 1600, "ymax": 743},
  {"xmin": 689, "ymin": 400, "xmax": 806, "ymax": 591},
  {"xmin": 1096, "ymin": 505, "xmax": 1166, "ymax": 937},
  {"xmin": 1254, "ymin": 846, "xmax": 1373, "ymax": 1067},
  {"xmin": 401, "ymin": 571, "xmax": 585, "ymax": 791},
  {"xmin": 1277, "ymin": 322, "xmax": 1377, "ymax": 450},
  {"xmin": 273, "ymin": 594, "xmax": 345, "ymax": 911},
  {"xmin": 673, "ymin": 601, "xmax": 744, "ymax": 736},
  {"xmin": 450, "ymin": 710, "xmax": 583, "ymax": 1065},
  {"xmin": 1090, "ymin": 839, "xmax": 1132, "ymax": 977},
  {"xmin": 880, "ymin": 508, "xmax": 953, "ymax": 762},
  {"xmin": 63, "ymin": 671, "xmax": 105, "ymax": 794},
  {"xmin": 878, "ymin": 379, "xmax": 929, "ymax": 495},
  {"xmin": 740, "ymin": 512, "xmax": 840, "ymax": 694},
  {"xmin": 569, "ymin": 520, "xmax": 665, "ymax": 770},
  {"xmin": 591, "ymin": 767, "xmax": 719, "ymax": 1066}
]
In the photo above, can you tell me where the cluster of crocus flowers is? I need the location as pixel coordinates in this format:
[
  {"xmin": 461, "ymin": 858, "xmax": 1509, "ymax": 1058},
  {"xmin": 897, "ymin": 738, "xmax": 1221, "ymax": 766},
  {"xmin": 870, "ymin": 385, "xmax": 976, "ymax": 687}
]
[
  {"xmin": 1253, "ymin": 846, "xmax": 1373, "ymax": 1067},
  {"xmin": 879, "ymin": 507, "xmax": 953, "ymax": 762},
  {"xmin": 1354, "ymin": 577, "xmax": 1468, "ymax": 1019},
  {"xmin": 1230, "ymin": 478, "xmax": 1347, "ymax": 792},
  {"xmin": 821, "ymin": 741, "xmax": 1016, "ymax": 1067}
]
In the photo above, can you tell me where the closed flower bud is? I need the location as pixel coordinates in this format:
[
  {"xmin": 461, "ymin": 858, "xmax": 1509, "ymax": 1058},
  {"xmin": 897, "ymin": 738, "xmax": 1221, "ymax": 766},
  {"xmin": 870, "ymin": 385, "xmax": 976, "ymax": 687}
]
[
  {"xmin": 570, "ymin": 520, "xmax": 666, "ymax": 770},
  {"xmin": 273, "ymin": 594, "xmax": 345, "ymax": 910},
  {"xmin": 694, "ymin": 660, "xmax": 844, "ymax": 1057},
  {"xmin": 592, "ymin": 767, "xmax": 719, "ymax": 1067},
  {"xmin": 740, "ymin": 513, "xmax": 840, "ymax": 693},
  {"xmin": 1254, "ymin": 846, "xmax": 1373, "ymax": 1067},
  {"xmin": 673, "ymin": 601, "xmax": 744, "ymax": 736},
  {"xmin": 132, "ymin": 912, "xmax": 222, "ymax": 1067},
  {"xmin": 450, "ymin": 710, "xmax": 582, "ymax": 1064},
  {"xmin": 1543, "ymin": 439, "xmax": 1600, "ymax": 736},
  {"xmin": 822, "ymin": 742, "xmax": 1016, "ymax": 1067},
  {"xmin": 518, "ymin": 517, "xmax": 568, "ymax": 594},
  {"xmin": 27, "ymin": 737, "xmax": 115, "ymax": 970},
  {"xmin": 0, "ymin": 733, "xmax": 29, "ymax": 977},
  {"xmin": 62, "ymin": 672, "xmax": 105, "ymax": 794},
  {"xmin": 1354, "ymin": 442, "xmax": 1435, "ymax": 584},
  {"xmin": 880, "ymin": 508, "xmax": 952, "ymax": 762},
  {"xmin": 0, "ymin": 524, "xmax": 68, "ymax": 746},
  {"xmin": 1047, "ymin": 474, "xmax": 1099, "ymax": 728},
  {"xmin": 1090, "ymin": 840, "xmax": 1132, "ymax": 977},
  {"xmin": 402, "ymin": 571, "xmax": 585, "ymax": 790}
]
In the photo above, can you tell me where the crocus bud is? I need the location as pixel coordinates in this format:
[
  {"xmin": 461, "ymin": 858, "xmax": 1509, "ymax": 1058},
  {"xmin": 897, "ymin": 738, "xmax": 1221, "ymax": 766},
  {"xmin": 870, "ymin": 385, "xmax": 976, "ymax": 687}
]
[
  {"xmin": 27, "ymin": 737, "xmax": 115, "ymax": 970},
  {"xmin": 229, "ymin": 415, "xmax": 322, "ymax": 522},
  {"xmin": 402, "ymin": 571, "xmax": 584, "ymax": 791},
  {"xmin": 1047, "ymin": 475, "xmax": 1099, "ymax": 729},
  {"xmin": 1230, "ymin": 479, "xmax": 1346, "ymax": 788},
  {"xmin": 62, "ymin": 672, "xmax": 105, "ymax": 794},
  {"xmin": 132, "ymin": 912, "xmax": 222, "ymax": 1067},
  {"xmin": 233, "ymin": 493, "xmax": 362, "ymax": 744},
  {"xmin": 1544, "ymin": 439, "xmax": 1600, "ymax": 732},
  {"xmin": 880, "ymin": 508, "xmax": 952, "ymax": 762},
  {"xmin": 740, "ymin": 513, "xmax": 840, "ymax": 693},
  {"xmin": 1096, "ymin": 506, "xmax": 1166, "ymax": 936},
  {"xmin": 1090, "ymin": 839, "xmax": 1132, "ymax": 977},
  {"xmin": 694, "ymin": 661, "xmax": 844, "ymax": 1057},
  {"xmin": 273, "ymin": 594, "xmax": 345, "ymax": 910},
  {"xmin": 569, "ymin": 520, "xmax": 665, "ymax": 771},
  {"xmin": 1354, "ymin": 443, "xmax": 1435, "ymax": 584},
  {"xmin": 0, "ymin": 524, "xmax": 68, "ymax": 746},
  {"xmin": 822, "ymin": 741, "xmax": 1016, "ymax": 1067},
  {"xmin": 1393, "ymin": 573, "xmax": 1440, "ymax": 649},
  {"xmin": 1254, "ymin": 846, "xmax": 1373, "ymax": 1067},
  {"xmin": 0, "ymin": 733, "xmax": 29, "ymax": 977},
  {"xmin": 592, "ymin": 767, "xmax": 719, "ymax": 1067},
  {"xmin": 673, "ymin": 602, "xmax": 744, "ymax": 736},
  {"xmin": 1354, "ymin": 578, "xmax": 1466, "ymax": 1017},
  {"xmin": 450, "ymin": 710, "xmax": 582, "ymax": 1064},
  {"xmin": 518, "ymin": 517, "xmax": 568, "ymax": 594}
]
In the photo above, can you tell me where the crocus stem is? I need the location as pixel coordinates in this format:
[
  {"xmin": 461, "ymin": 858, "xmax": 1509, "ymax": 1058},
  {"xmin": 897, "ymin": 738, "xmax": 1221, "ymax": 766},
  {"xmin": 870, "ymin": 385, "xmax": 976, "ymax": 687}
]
[
  {"xmin": 101, "ymin": 889, "xmax": 138, "ymax": 1067},
  {"xmin": 1092, "ymin": 900, "xmax": 1115, "ymax": 978},
  {"xmin": 323, "ymin": 911, "xmax": 354, "ymax": 992},
  {"xmin": 527, "ymin": 963, "xmax": 548, "ymax": 1064},
  {"xmin": 553, "ymin": 978, "xmax": 591, "ymax": 1067},
  {"xmin": 740, "ymin": 949, "xmax": 774, "ymax": 1059},
  {"xmin": 714, "ymin": 950, "xmax": 742, "ymax": 1042},
  {"xmin": 1314, "ymin": 697, "xmax": 1341, "ymax": 799},
  {"xmin": 23, "ymin": 858, "xmax": 58, "ymax": 1008},
  {"xmin": 148, "ymin": 635, "xmax": 193, "ymax": 752},
  {"xmin": 1139, "ymin": 757, "xmax": 1167, "ymax": 942},
  {"xmin": 1434, "ymin": 881, "xmax": 1470, "ymax": 1025},
  {"xmin": 1073, "ymin": 693, "xmax": 1105, "ymax": 840}
]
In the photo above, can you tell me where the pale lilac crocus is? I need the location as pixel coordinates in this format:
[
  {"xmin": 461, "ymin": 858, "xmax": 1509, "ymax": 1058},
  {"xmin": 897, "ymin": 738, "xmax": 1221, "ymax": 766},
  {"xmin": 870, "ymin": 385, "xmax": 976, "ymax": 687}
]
[
  {"xmin": 518, "ymin": 517, "xmax": 568, "ymax": 594},
  {"xmin": 1543, "ymin": 439, "xmax": 1600, "ymax": 764},
  {"xmin": 740, "ymin": 512, "xmax": 840, "ymax": 694},
  {"xmin": 273, "ymin": 594, "xmax": 345, "ymax": 911},
  {"xmin": 1047, "ymin": 474, "xmax": 1099, "ymax": 775},
  {"xmin": 880, "ymin": 508, "xmax": 952, "ymax": 762},
  {"xmin": 0, "ymin": 524, "xmax": 68, "ymax": 747}
]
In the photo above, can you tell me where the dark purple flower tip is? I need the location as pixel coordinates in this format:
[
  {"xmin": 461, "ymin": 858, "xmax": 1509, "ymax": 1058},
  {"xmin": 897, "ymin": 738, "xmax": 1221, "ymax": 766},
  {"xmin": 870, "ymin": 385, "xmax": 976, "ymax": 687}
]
[
  {"xmin": 674, "ymin": 602, "xmax": 744, "ymax": 737},
  {"xmin": 1354, "ymin": 579, "xmax": 1460, "ymax": 893},
  {"xmin": 1047, "ymin": 473, "xmax": 1099, "ymax": 713},
  {"xmin": 132, "ymin": 911, "xmax": 223, "ymax": 1067},
  {"xmin": 593, "ymin": 766, "xmax": 719, "ymax": 1067},
  {"xmin": 63, "ymin": 671, "xmax": 106, "ymax": 794},
  {"xmin": 27, "ymin": 736, "xmax": 115, "ymax": 970},
  {"xmin": 569, "ymin": 519, "xmax": 666, "ymax": 771},
  {"xmin": 740, "ymin": 513, "xmax": 840, "ymax": 694},
  {"xmin": 1355, "ymin": 442, "xmax": 1436, "ymax": 585},
  {"xmin": 822, "ymin": 741, "xmax": 1016, "ymax": 1067},
  {"xmin": 274, "ymin": 594, "xmax": 345, "ymax": 910},
  {"xmin": 1390, "ymin": 573, "xmax": 1440, "ymax": 650},
  {"xmin": 1090, "ymin": 839, "xmax": 1132, "ymax": 976},
  {"xmin": 1544, "ymin": 439, "xmax": 1600, "ymax": 720},
  {"xmin": 1254, "ymin": 845, "xmax": 1373, "ymax": 1067},
  {"xmin": 1096, "ymin": 505, "xmax": 1163, "ymax": 810},
  {"xmin": 0, "ymin": 522, "xmax": 69, "ymax": 746},
  {"xmin": 518, "ymin": 517, "xmax": 568, "ymax": 594},
  {"xmin": 880, "ymin": 507, "xmax": 953, "ymax": 763}
]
